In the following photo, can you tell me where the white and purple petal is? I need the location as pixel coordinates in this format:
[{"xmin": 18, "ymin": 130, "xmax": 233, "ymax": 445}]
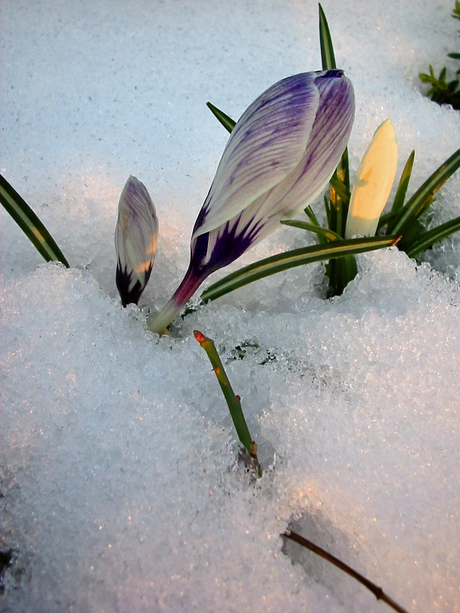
[
  {"xmin": 115, "ymin": 176, "xmax": 158, "ymax": 306},
  {"xmin": 148, "ymin": 70, "xmax": 355, "ymax": 334},
  {"xmin": 194, "ymin": 72, "xmax": 320, "ymax": 237},
  {"xmin": 192, "ymin": 70, "xmax": 355, "ymax": 267}
]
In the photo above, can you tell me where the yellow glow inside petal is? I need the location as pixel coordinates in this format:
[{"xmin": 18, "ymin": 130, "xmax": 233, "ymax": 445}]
[
  {"xmin": 134, "ymin": 260, "xmax": 154, "ymax": 274},
  {"xmin": 345, "ymin": 119, "xmax": 398, "ymax": 238},
  {"xmin": 146, "ymin": 233, "xmax": 157, "ymax": 257}
]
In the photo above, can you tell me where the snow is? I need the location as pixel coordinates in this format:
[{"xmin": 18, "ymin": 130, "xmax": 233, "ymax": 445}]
[{"xmin": 1, "ymin": 1, "xmax": 459, "ymax": 612}]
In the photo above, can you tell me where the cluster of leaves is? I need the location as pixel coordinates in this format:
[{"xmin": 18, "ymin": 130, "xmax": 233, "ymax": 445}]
[
  {"xmin": 201, "ymin": 6, "xmax": 460, "ymax": 302},
  {"xmin": 419, "ymin": 2, "xmax": 460, "ymax": 109}
]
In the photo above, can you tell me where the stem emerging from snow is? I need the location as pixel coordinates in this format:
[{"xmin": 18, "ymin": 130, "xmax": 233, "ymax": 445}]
[
  {"xmin": 282, "ymin": 529, "xmax": 411, "ymax": 613},
  {"xmin": 194, "ymin": 330, "xmax": 261, "ymax": 477}
]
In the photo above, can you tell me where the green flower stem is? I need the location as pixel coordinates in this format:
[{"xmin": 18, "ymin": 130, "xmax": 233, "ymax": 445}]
[
  {"xmin": 194, "ymin": 330, "xmax": 261, "ymax": 477},
  {"xmin": 326, "ymin": 254, "xmax": 358, "ymax": 298}
]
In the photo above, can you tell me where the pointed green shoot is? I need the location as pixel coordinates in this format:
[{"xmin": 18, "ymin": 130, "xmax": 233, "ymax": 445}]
[
  {"xmin": 193, "ymin": 330, "xmax": 261, "ymax": 477},
  {"xmin": 319, "ymin": 3, "xmax": 336, "ymax": 70},
  {"xmin": 388, "ymin": 148, "xmax": 460, "ymax": 236},
  {"xmin": 406, "ymin": 216, "xmax": 460, "ymax": 259},
  {"xmin": 304, "ymin": 204, "xmax": 321, "ymax": 225},
  {"xmin": 0, "ymin": 174, "xmax": 69, "ymax": 267},
  {"xmin": 206, "ymin": 102, "xmax": 236, "ymax": 133},
  {"xmin": 304, "ymin": 205, "xmax": 329, "ymax": 245},
  {"xmin": 390, "ymin": 150, "xmax": 415, "ymax": 213},
  {"xmin": 201, "ymin": 236, "xmax": 398, "ymax": 303},
  {"xmin": 319, "ymin": 5, "xmax": 350, "ymax": 237}
]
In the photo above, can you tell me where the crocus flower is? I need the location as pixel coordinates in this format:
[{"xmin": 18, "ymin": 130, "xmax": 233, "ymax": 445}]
[
  {"xmin": 115, "ymin": 176, "xmax": 159, "ymax": 306},
  {"xmin": 345, "ymin": 119, "xmax": 398, "ymax": 239},
  {"xmin": 148, "ymin": 70, "xmax": 355, "ymax": 333}
]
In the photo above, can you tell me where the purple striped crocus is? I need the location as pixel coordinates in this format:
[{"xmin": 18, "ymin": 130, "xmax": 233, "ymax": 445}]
[
  {"xmin": 149, "ymin": 70, "xmax": 355, "ymax": 334},
  {"xmin": 115, "ymin": 176, "xmax": 159, "ymax": 306}
]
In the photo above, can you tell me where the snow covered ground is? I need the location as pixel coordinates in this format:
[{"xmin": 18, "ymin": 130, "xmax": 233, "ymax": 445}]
[{"xmin": 1, "ymin": 1, "xmax": 459, "ymax": 612}]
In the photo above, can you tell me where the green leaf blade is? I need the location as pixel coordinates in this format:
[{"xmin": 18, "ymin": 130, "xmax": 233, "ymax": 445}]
[
  {"xmin": 406, "ymin": 216, "xmax": 460, "ymax": 258},
  {"xmin": 206, "ymin": 102, "xmax": 236, "ymax": 133},
  {"xmin": 390, "ymin": 150, "xmax": 415, "ymax": 213},
  {"xmin": 280, "ymin": 219, "xmax": 342, "ymax": 242},
  {"xmin": 319, "ymin": 4, "xmax": 336, "ymax": 70},
  {"xmin": 0, "ymin": 175, "xmax": 69, "ymax": 267},
  {"xmin": 201, "ymin": 236, "xmax": 398, "ymax": 303},
  {"xmin": 388, "ymin": 148, "xmax": 460, "ymax": 236}
]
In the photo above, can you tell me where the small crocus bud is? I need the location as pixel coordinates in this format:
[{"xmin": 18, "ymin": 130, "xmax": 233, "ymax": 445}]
[
  {"xmin": 115, "ymin": 176, "xmax": 158, "ymax": 306},
  {"xmin": 149, "ymin": 70, "xmax": 355, "ymax": 334},
  {"xmin": 345, "ymin": 119, "xmax": 398, "ymax": 239}
]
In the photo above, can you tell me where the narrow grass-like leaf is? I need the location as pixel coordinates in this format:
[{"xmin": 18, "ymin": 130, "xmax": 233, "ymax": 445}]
[
  {"xmin": 319, "ymin": 3, "xmax": 336, "ymax": 70},
  {"xmin": 329, "ymin": 175, "xmax": 343, "ymax": 235},
  {"xmin": 330, "ymin": 173, "xmax": 350, "ymax": 204},
  {"xmin": 281, "ymin": 219, "xmax": 342, "ymax": 242},
  {"xmin": 397, "ymin": 215, "xmax": 431, "ymax": 252},
  {"xmin": 388, "ymin": 148, "xmax": 460, "ymax": 235},
  {"xmin": 324, "ymin": 195, "xmax": 332, "ymax": 229},
  {"xmin": 201, "ymin": 236, "xmax": 398, "ymax": 302},
  {"xmin": 304, "ymin": 204, "xmax": 329, "ymax": 245},
  {"xmin": 193, "ymin": 330, "xmax": 261, "ymax": 477},
  {"xmin": 0, "ymin": 174, "xmax": 69, "ymax": 267},
  {"xmin": 319, "ymin": 5, "xmax": 350, "ymax": 240},
  {"xmin": 377, "ymin": 209, "xmax": 399, "ymax": 231},
  {"xmin": 206, "ymin": 102, "xmax": 236, "ymax": 133},
  {"xmin": 304, "ymin": 204, "xmax": 320, "ymax": 225},
  {"xmin": 326, "ymin": 254, "xmax": 358, "ymax": 298},
  {"xmin": 405, "ymin": 216, "xmax": 460, "ymax": 258},
  {"xmin": 391, "ymin": 150, "xmax": 415, "ymax": 212}
]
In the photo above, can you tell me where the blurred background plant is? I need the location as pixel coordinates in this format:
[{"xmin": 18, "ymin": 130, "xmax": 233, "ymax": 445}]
[{"xmin": 419, "ymin": 1, "xmax": 460, "ymax": 109}]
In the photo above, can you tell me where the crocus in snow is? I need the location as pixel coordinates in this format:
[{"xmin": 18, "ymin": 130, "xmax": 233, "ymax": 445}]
[
  {"xmin": 148, "ymin": 69, "xmax": 355, "ymax": 334},
  {"xmin": 345, "ymin": 119, "xmax": 398, "ymax": 238},
  {"xmin": 115, "ymin": 175, "xmax": 159, "ymax": 306}
]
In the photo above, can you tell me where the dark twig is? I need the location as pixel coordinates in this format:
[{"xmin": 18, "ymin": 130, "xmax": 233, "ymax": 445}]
[{"xmin": 282, "ymin": 529, "xmax": 410, "ymax": 613}]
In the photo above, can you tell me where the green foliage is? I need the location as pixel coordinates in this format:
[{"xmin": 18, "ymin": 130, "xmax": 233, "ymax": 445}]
[
  {"xmin": 204, "ymin": 7, "xmax": 460, "ymax": 304},
  {"xmin": 200, "ymin": 237, "xmax": 397, "ymax": 303},
  {"xmin": 419, "ymin": 3, "xmax": 460, "ymax": 109},
  {"xmin": 419, "ymin": 65, "xmax": 460, "ymax": 109},
  {"xmin": 452, "ymin": 1, "xmax": 460, "ymax": 22},
  {"xmin": 0, "ymin": 174, "xmax": 69, "ymax": 267}
]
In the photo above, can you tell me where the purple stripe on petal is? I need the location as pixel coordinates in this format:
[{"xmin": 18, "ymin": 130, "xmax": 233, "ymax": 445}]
[
  {"xmin": 194, "ymin": 72, "xmax": 321, "ymax": 237},
  {"xmin": 116, "ymin": 263, "xmax": 153, "ymax": 307},
  {"xmin": 115, "ymin": 176, "xmax": 158, "ymax": 306},
  {"xmin": 148, "ymin": 70, "xmax": 355, "ymax": 334},
  {"xmin": 189, "ymin": 71, "xmax": 354, "ymax": 285}
]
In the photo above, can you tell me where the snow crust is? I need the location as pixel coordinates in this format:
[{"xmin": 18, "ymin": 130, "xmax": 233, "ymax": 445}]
[{"xmin": 1, "ymin": 1, "xmax": 459, "ymax": 611}]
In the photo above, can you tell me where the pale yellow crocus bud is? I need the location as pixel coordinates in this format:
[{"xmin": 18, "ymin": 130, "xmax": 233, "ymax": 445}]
[{"xmin": 345, "ymin": 119, "xmax": 398, "ymax": 239}]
